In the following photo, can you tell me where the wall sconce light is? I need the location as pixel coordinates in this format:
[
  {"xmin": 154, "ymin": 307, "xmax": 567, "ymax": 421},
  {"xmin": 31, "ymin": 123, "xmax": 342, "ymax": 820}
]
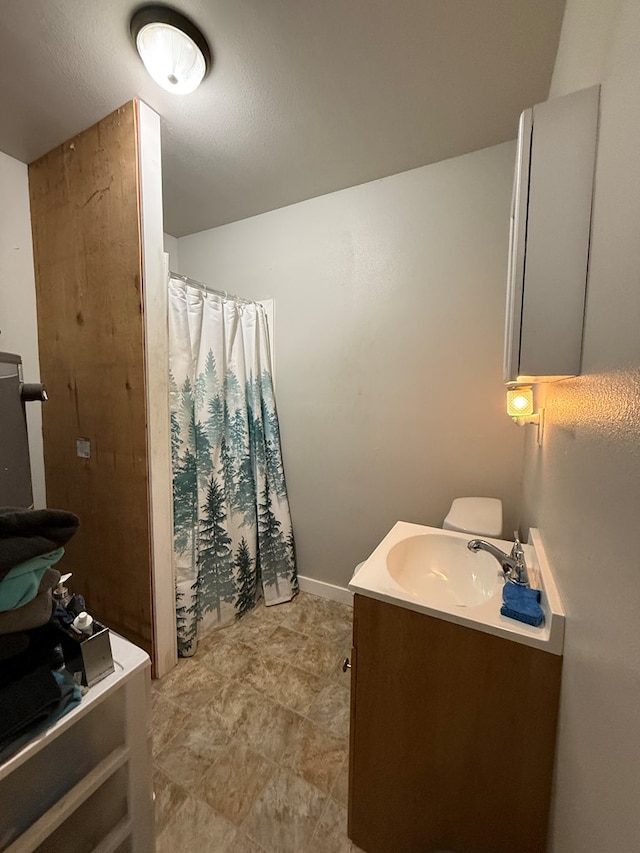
[
  {"xmin": 131, "ymin": 5, "xmax": 212, "ymax": 94},
  {"xmin": 506, "ymin": 386, "xmax": 545, "ymax": 445}
]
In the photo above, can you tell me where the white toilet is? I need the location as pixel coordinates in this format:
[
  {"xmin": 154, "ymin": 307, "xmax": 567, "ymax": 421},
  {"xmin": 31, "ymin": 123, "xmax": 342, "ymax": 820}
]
[{"xmin": 442, "ymin": 496, "xmax": 502, "ymax": 538}]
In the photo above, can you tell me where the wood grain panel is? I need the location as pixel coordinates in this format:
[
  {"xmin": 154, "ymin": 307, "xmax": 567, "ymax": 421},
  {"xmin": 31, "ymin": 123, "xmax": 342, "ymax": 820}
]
[
  {"xmin": 348, "ymin": 594, "xmax": 562, "ymax": 853},
  {"xmin": 28, "ymin": 102, "xmax": 153, "ymax": 654}
]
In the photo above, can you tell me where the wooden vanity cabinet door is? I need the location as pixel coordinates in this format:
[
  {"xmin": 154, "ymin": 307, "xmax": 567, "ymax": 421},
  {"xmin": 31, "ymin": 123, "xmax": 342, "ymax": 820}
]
[{"xmin": 347, "ymin": 594, "xmax": 562, "ymax": 853}]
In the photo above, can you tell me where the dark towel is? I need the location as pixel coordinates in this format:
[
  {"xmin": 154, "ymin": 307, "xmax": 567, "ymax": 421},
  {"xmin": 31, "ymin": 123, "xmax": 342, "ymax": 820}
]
[
  {"xmin": 0, "ymin": 664, "xmax": 62, "ymax": 743},
  {"xmin": 0, "ymin": 507, "xmax": 80, "ymax": 581},
  {"xmin": 501, "ymin": 582, "xmax": 545, "ymax": 628},
  {"xmin": 0, "ymin": 623, "xmax": 63, "ymax": 687},
  {"xmin": 0, "ymin": 632, "xmax": 29, "ymax": 663},
  {"xmin": 0, "ymin": 668, "xmax": 82, "ymax": 763}
]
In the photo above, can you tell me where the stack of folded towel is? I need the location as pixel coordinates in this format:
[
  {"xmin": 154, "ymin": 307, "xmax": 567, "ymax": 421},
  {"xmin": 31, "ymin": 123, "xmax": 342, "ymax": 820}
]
[{"xmin": 0, "ymin": 507, "xmax": 82, "ymax": 760}]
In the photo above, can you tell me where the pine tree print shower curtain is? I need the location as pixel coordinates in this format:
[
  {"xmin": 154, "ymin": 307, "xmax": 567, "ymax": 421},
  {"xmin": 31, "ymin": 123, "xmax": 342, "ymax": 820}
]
[{"xmin": 168, "ymin": 277, "xmax": 298, "ymax": 656}]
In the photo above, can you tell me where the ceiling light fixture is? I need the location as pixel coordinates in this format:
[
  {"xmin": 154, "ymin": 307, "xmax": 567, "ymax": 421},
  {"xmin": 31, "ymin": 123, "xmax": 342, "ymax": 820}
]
[{"xmin": 130, "ymin": 5, "xmax": 212, "ymax": 95}]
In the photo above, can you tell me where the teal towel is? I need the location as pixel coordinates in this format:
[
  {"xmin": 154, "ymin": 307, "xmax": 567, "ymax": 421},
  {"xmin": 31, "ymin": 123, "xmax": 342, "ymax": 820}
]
[
  {"xmin": 0, "ymin": 548, "xmax": 65, "ymax": 611},
  {"xmin": 501, "ymin": 582, "xmax": 545, "ymax": 628}
]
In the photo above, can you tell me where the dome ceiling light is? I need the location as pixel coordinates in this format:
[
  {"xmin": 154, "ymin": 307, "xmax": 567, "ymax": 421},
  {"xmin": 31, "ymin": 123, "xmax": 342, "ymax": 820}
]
[{"xmin": 130, "ymin": 5, "xmax": 212, "ymax": 94}]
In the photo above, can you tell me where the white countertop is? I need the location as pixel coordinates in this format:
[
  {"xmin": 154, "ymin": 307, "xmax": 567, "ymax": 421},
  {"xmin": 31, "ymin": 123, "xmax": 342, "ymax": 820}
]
[{"xmin": 349, "ymin": 522, "xmax": 565, "ymax": 655}]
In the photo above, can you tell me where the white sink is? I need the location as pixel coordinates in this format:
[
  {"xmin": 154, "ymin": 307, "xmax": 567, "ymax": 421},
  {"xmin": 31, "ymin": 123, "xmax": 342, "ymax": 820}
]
[
  {"xmin": 349, "ymin": 522, "xmax": 565, "ymax": 654},
  {"xmin": 387, "ymin": 532, "xmax": 500, "ymax": 608}
]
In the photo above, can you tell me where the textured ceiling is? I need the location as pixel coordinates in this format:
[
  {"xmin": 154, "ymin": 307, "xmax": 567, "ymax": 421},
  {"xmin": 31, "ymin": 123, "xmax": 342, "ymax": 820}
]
[{"xmin": 0, "ymin": 0, "xmax": 565, "ymax": 237}]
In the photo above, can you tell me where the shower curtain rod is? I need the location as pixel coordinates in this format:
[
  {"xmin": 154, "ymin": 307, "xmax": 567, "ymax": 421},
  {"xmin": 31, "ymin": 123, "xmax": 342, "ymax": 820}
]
[{"xmin": 169, "ymin": 271, "xmax": 257, "ymax": 307}]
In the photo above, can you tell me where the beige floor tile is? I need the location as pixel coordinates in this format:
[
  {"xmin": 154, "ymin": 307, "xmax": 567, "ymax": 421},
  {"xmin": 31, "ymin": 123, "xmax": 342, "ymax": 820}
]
[
  {"xmin": 196, "ymin": 738, "xmax": 274, "ymax": 825},
  {"xmin": 277, "ymin": 663, "xmax": 326, "ymax": 714},
  {"xmin": 155, "ymin": 713, "xmax": 229, "ymax": 791},
  {"xmin": 196, "ymin": 625, "xmax": 230, "ymax": 653},
  {"xmin": 294, "ymin": 634, "xmax": 343, "ymax": 679},
  {"xmin": 256, "ymin": 597, "xmax": 296, "ymax": 624},
  {"xmin": 153, "ymin": 766, "xmax": 188, "ymax": 837},
  {"xmin": 154, "ymin": 656, "xmax": 222, "ymax": 712},
  {"xmin": 330, "ymin": 755, "xmax": 349, "ymax": 807},
  {"xmin": 243, "ymin": 650, "xmax": 289, "ymax": 700},
  {"xmin": 200, "ymin": 636, "xmax": 256, "ymax": 680},
  {"xmin": 156, "ymin": 794, "xmax": 237, "ymax": 853},
  {"xmin": 228, "ymin": 610, "xmax": 281, "ymax": 647},
  {"xmin": 318, "ymin": 619, "xmax": 353, "ymax": 647},
  {"xmin": 243, "ymin": 767, "xmax": 328, "ymax": 853},
  {"xmin": 279, "ymin": 717, "xmax": 348, "ymax": 794},
  {"xmin": 151, "ymin": 692, "xmax": 191, "ymax": 758},
  {"xmin": 239, "ymin": 693, "xmax": 305, "ymax": 763},
  {"xmin": 281, "ymin": 597, "xmax": 328, "ymax": 636},
  {"xmin": 153, "ymin": 592, "xmax": 355, "ymax": 849},
  {"xmin": 308, "ymin": 683, "xmax": 351, "ymax": 739},
  {"xmin": 202, "ymin": 677, "xmax": 266, "ymax": 736},
  {"xmin": 314, "ymin": 596, "xmax": 353, "ymax": 627},
  {"xmin": 310, "ymin": 798, "xmax": 355, "ymax": 852},
  {"xmin": 225, "ymin": 832, "xmax": 266, "ymax": 853},
  {"xmin": 264, "ymin": 624, "xmax": 307, "ymax": 660},
  {"xmin": 153, "ymin": 656, "xmax": 197, "ymax": 695}
]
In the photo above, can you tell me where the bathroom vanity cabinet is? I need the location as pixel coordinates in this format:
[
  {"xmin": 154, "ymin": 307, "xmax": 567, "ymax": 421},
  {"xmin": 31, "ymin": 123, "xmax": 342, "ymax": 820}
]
[
  {"xmin": 347, "ymin": 595, "xmax": 562, "ymax": 853},
  {"xmin": 504, "ymin": 85, "xmax": 599, "ymax": 383},
  {"xmin": 0, "ymin": 634, "xmax": 153, "ymax": 853}
]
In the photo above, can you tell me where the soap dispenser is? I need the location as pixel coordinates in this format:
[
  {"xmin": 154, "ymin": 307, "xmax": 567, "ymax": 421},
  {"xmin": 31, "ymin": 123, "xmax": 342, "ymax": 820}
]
[{"xmin": 53, "ymin": 572, "xmax": 73, "ymax": 608}]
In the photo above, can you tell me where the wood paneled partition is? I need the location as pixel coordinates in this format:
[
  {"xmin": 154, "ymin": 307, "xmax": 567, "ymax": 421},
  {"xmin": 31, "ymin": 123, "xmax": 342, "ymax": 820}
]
[{"xmin": 28, "ymin": 101, "xmax": 175, "ymax": 671}]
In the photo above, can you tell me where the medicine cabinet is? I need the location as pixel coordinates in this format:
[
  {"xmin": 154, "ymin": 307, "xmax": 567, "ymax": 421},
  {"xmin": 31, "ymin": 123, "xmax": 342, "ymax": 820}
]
[{"xmin": 504, "ymin": 85, "xmax": 599, "ymax": 384}]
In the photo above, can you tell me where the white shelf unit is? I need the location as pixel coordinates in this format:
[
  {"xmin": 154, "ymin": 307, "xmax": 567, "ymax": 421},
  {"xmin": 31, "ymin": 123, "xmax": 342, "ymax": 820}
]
[{"xmin": 0, "ymin": 634, "xmax": 153, "ymax": 853}]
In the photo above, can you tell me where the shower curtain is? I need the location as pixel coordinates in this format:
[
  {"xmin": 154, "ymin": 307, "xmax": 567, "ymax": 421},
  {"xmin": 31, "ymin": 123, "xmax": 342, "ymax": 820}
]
[{"xmin": 168, "ymin": 276, "xmax": 298, "ymax": 656}]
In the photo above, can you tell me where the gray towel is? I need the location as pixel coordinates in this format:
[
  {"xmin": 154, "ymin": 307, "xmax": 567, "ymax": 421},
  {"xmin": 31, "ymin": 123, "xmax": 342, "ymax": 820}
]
[{"xmin": 0, "ymin": 568, "xmax": 61, "ymax": 635}]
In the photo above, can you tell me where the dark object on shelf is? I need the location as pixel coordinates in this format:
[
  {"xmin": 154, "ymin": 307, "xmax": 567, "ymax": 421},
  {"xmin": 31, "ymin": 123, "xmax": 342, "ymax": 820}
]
[
  {"xmin": 0, "ymin": 664, "xmax": 61, "ymax": 745},
  {"xmin": 56, "ymin": 621, "xmax": 114, "ymax": 687},
  {"xmin": 0, "ymin": 352, "xmax": 47, "ymax": 509}
]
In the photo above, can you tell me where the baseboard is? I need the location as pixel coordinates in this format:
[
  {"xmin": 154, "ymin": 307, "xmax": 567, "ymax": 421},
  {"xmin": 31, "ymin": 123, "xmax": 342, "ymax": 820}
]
[{"xmin": 297, "ymin": 575, "xmax": 353, "ymax": 607}]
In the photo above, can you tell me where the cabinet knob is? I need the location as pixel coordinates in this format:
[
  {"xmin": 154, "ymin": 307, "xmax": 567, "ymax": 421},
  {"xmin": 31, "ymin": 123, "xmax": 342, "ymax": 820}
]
[{"xmin": 342, "ymin": 657, "xmax": 351, "ymax": 672}]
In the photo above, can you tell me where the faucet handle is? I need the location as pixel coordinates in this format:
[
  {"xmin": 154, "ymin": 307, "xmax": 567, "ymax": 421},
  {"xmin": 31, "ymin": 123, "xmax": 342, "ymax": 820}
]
[
  {"xmin": 510, "ymin": 531, "xmax": 529, "ymax": 586},
  {"xmin": 512, "ymin": 530, "xmax": 523, "ymax": 554}
]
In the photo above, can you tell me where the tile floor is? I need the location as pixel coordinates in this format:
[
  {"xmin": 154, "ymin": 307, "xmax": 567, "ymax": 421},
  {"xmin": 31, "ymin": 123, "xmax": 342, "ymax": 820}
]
[{"xmin": 152, "ymin": 591, "xmax": 365, "ymax": 852}]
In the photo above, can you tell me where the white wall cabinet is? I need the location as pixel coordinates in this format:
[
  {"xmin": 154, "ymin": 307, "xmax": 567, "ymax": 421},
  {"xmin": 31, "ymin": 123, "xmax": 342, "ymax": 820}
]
[
  {"xmin": 0, "ymin": 635, "xmax": 153, "ymax": 853},
  {"xmin": 504, "ymin": 85, "xmax": 599, "ymax": 384}
]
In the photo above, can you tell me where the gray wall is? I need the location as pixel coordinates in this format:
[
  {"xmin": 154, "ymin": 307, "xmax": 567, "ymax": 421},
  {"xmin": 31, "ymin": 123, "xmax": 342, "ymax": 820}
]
[
  {"xmin": 0, "ymin": 150, "xmax": 45, "ymax": 507},
  {"xmin": 521, "ymin": 1, "xmax": 640, "ymax": 850},
  {"xmin": 163, "ymin": 232, "xmax": 179, "ymax": 273},
  {"xmin": 178, "ymin": 142, "xmax": 524, "ymax": 589}
]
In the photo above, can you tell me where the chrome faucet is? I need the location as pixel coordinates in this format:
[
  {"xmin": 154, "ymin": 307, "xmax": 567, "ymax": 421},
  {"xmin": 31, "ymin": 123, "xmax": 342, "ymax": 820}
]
[{"xmin": 467, "ymin": 533, "xmax": 529, "ymax": 586}]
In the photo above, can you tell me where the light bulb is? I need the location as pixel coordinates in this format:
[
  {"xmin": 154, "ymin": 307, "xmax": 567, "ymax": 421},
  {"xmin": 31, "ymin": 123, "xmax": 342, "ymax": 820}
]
[
  {"xmin": 506, "ymin": 387, "xmax": 534, "ymax": 418},
  {"xmin": 136, "ymin": 22, "xmax": 207, "ymax": 94}
]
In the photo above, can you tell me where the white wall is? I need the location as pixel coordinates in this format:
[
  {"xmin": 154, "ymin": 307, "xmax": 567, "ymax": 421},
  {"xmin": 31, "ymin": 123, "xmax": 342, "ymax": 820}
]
[
  {"xmin": 163, "ymin": 232, "xmax": 179, "ymax": 273},
  {"xmin": 178, "ymin": 142, "xmax": 524, "ymax": 589},
  {"xmin": 0, "ymin": 151, "xmax": 45, "ymax": 507},
  {"xmin": 549, "ymin": 0, "xmax": 622, "ymax": 98},
  {"xmin": 522, "ymin": 1, "xmax": 640, "ymax": 850}
]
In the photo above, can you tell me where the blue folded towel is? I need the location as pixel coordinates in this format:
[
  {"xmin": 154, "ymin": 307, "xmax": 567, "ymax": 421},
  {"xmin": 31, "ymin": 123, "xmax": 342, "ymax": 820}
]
[{"xmin": 501, "ymin": 582, "xmax": 544, "ymax": 627}]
